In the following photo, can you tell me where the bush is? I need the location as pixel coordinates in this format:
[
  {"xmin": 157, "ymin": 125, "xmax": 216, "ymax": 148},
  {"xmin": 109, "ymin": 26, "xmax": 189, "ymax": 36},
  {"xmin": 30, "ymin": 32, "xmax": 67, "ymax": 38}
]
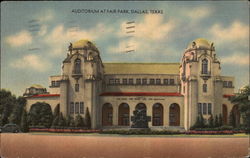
[{"xmin": 85, "ymin": 107, "xmax": 91, "ymax": 129}]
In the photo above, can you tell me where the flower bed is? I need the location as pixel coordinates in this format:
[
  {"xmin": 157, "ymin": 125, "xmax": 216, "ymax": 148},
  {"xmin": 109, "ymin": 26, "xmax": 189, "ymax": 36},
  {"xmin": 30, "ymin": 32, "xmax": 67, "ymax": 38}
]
[{"xmin": 29, "ymin": 128, "xmax": 101, "ymax": 133}]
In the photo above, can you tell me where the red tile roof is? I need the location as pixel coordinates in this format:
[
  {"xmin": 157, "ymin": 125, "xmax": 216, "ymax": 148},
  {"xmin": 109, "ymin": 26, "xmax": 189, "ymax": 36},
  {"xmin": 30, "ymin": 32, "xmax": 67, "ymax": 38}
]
[
  {"xmin": 28, "ymin": 94, "xmax": 60, "ymax": 98},
  {"xmin": 100, "ymin": 92, "xmax": 182, "ymax": 97},
  {"xmin": 223, "ymin": 94, "xmax": 235, "ymax": 98}
]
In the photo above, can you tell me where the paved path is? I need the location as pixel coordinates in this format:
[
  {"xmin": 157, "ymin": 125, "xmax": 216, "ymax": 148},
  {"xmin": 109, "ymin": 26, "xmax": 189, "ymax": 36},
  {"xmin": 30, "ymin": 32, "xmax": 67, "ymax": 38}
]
[{"xmin": 0, "ymin": 133, "xmax": 249, "ymax": 158}]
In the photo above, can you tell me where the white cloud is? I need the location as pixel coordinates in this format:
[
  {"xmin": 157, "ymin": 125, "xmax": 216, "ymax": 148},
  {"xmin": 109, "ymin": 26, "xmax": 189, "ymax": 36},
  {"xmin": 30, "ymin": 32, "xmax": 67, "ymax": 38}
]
[
  {"xmin": 210, "ymin": 21, "xmax": 249, "ymax": 44},
  {"xmin": 6, "ymin": 30, "xmax": 32, "ymax": 47},
  {"xmin": 109, "ymin": 14, "xmax": 176, "ymax": 57},
  {"xmin": 10, "ymin": 54, "xmax": 52, "ymax": 72},
  {"xmin": 119, "ymin": 14, "xmax": 175, "ymax": 40},
  {"xmin": 44, "ymin": 23, "xmax": 113, "ymax": 56},
  {"xmin": 221, "ymin": 53, "xmax": 249, "ymax": 66},
  {"xmin": 185, "ymin": 7, "xmax": 212, "ymax": 21},
  {"xmin": 38, "ymin": 25, "xmax": 47, "ymax": 36}
]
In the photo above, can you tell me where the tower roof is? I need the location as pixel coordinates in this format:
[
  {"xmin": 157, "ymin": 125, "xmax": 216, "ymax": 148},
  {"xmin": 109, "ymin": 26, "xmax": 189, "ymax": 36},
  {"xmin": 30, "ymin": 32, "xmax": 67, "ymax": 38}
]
[
  {"xmin": 187, "ymin": 38, "xmax": 212, "ymax": 49},
  {"xmin": 72, "ymin": 39, "xmax": 97, "ymax": 50}
]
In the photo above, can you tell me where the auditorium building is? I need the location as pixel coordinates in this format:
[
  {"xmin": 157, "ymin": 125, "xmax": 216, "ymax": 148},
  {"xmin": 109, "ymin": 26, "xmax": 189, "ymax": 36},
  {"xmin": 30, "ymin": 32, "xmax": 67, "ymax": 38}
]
[{"xmin": 23, "ymin": 38, "xmax": 239, "ymax": 130}]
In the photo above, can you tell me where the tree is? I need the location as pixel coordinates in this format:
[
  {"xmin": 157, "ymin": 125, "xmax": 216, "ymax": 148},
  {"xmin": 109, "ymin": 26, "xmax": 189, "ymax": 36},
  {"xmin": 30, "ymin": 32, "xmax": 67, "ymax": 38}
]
[
  {"xmin": 53, "ymin": 104, "xmax": 60, "ymax": 118},
  {"xmin": 20, "ymin": 109, "xmax": 29, "ymax": 132},
  {"xmin": 58, "ymin": 112, "xmax": 66, "ymax": 127},
  {"xmin": 208, "ymin": 115, "xmax": 214, "ymax": 128},
  {"xmin": 66, "ymin": 115, "xmax": 75, "ymax": 127},
  {"xmin": 85, "ymin": 107, "xmax": 91, "ymax": 129},
  {"xmin": 219, "ymin": 114, "xmax": 223, "ymax": 127},
  {"xmin": 229, "ymin": 111, "xmax": 236, "ymax": 127},
  {"xmin": 0, "ymin": 89, "xmax": 17, "ymax": 126},
  {"xmin": 28, "ymin": 102, "xmax": 53, "ymax": 128},
  {"xmin": 214, "ymin": 115, "xmax": 219, "ymax": 127},
  {"xmin": 75, "ymin": 114, "xmax": 84, "ymax": 128},
  {"xmin": 230, "ymin": 86, "xmax": 250, "ymax": 131}
]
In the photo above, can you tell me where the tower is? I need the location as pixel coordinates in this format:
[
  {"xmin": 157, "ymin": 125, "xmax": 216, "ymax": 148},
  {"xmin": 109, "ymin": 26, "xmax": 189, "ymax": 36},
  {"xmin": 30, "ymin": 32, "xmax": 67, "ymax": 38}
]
[
  {"xmin": 60, "ymin": 39, "xmax": 104, "ymax": 129},
  {"xmin": 180, "ymin": 38, "xmax": 222, "ymax": 130}
]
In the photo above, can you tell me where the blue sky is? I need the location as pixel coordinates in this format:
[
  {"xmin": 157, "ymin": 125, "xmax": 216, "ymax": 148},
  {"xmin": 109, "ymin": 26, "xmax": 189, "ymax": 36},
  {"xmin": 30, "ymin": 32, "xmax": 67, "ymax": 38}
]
[{"xmin": 1, "ymin": 1, "xmax": 249, "ymax": 96}]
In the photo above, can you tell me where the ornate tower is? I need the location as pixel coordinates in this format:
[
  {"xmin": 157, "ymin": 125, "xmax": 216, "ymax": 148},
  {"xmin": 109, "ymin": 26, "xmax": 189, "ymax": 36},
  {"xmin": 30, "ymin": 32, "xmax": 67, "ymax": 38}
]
[
  {"xmin": 60, "ymin": 39, "xmax": 104, "ymax": 129},
  {"xmin": 180, "ymin": 38, "xmax": 222, "ymax": 130}
]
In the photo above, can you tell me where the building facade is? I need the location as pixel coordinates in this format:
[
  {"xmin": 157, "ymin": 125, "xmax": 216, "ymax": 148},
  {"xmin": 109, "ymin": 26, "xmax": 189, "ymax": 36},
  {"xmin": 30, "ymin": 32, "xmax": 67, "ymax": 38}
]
[{"xmin": 24, "ymin": 38, "xmax": 239, "ymax": 130}]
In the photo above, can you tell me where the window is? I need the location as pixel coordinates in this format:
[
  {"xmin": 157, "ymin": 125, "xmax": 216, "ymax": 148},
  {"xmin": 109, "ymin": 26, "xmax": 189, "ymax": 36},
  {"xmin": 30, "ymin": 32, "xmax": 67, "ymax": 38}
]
[
  {"xmin": 115, "ymin": 79, "xmax": 120, "ymax": 84},
  {"xmin": 70, "ymin": 102, "xmax": 74, "ymax": 114},
  {"xmin": 198, "ymin": 103, "xmax": 202, "ymax": 114},
  {"xmin": 75, "ymin": 84, "xmax": 79, "ymax": 92},
  {"xmin": 122, "ymin": 78, "xmax": 127, "ymax": 85},
  {"xmin": 183, "ymin": 86, "xmax": 185, "ymax": 93},
  {"xmin": 203, "ymin": 103, "xmax": 207, "ymax": 114},
  {"xmin": 80, "ymin": 102, "xmax": 84, "ymax": 114},
  {"xmin": 163, "ymin": 79, "xmax": 168, "ymax": 85},
  {"xmin": 223, "ymin": 81, "xmax": 227, "ymax": 87},
  {"xmin": 228, "ymin": 81, "xmax": 232, "ymax": 87},
  {"xmin": 52, "ymin": 81, "xmax": 56, "ymax": 87},
  {"xmin": 75, "ymin": 102, "xmax": 79, "ymax": 114},
  {"xmin": 201, "ymin": 59, "xmax": 208, "ymax": 74},
  {"xmin": 74, "ymin": 58, "xmax": 81, "ymax": 74},
  {"xmin": 136, "ymin": 78, "xmax": 141, "ymax": 84},
  {"xmin": 150, "ymin": 79, "xmax": 155, "ymax": 84},
  {"xmin": 208, "ymin": 103, "xmax": 212, "ymax": 114},
  {"xmin": 156, "ymin": 79, "xmax": 161, "ymax": 85},
  {"xmin": 129, "ymin": 78, "xmax": 133, "ymax": 85},
  {"xmin": 203, "ymin": 84, "xmax": 207, "ymax": 93},
  {"xmin": 142, "ymin": 78, "xmax": 147, "ymax": 85},
  {"xmin": 55, "ymin": 81, "xmax": 60, "ymax": 87},
  {"xmin": 109, "ymin": 79, "xmax": 114, "ymax": 85},
  {"xmin": 170, "ymin": 79, "xmax": 174, "ymax": 85}
]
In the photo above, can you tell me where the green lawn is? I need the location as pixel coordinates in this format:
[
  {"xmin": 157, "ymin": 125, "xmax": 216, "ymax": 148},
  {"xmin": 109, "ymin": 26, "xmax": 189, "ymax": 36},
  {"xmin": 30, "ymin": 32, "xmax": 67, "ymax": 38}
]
[{"xmin": 28, "ymin": 132, "xmax": 249, "ymax": 138}]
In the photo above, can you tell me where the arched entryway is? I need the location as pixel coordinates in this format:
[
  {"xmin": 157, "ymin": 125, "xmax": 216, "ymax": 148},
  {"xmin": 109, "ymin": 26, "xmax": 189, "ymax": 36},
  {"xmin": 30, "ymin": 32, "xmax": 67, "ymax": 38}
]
[
  {"xmin": 231, "ymin": 105, "xmax": 240, "ymax": 127},
  {"xmin": 152, "ymin": 103, "xmax": 163, "ymax": 126},
  {"xmin": 102, "ymin": 103, "xmax": 113, "ymax": 126},
  {"xmin": 118, "ymin": 103, "xmax": 130, "ymax": 126},
  {"xmin": 169, "ymin": 103, "xmax": 180, "ymax": 126},
  {"xmin": 222, "ymin": 104, "xmax": 228, "ymax": 125}
]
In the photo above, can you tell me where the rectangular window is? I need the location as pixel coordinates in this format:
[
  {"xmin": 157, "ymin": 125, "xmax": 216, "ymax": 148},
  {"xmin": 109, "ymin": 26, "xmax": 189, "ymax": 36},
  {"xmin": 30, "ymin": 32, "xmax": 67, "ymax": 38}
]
[
  {"xmin": 75, "ymin": 84, "xmax": 79, "ymax": 92},
  {"xmin": 208, "ymin": 103, "xmax": 212, "ymax": 114},
  {"xmin": 163, "ymin": 79, "xmax": 168, "ymax": 85},
  {"xmin": 129, "ymin": 78, "xmax": 133, "ymax": 85},
  {"xmin": 80, "ymin": 102, "xmax": 84, "ymax": 114},
  {"xmin": 149, "ymin": 79, "xmax": 155, "ymax": 84},
  {"xmin": 170, "ymin": 79, "xmax": 174, "ymax": 85},
  {"xmin": 183, "ymin": 86, "xmax": 185, "ymax": 93},
  {"xmin": 136, "ymin": 78, "xmax": 141, "ymax": 84},
  {"xmin": 115, "ymin": 79, "xmax": 120, "ymax": 84},
  {"xmin": 109, "ymin": 79, "xmax": 115, "ymax": 85},
  {"xmin": 203, "ymin": 103, "xmax": 207, "ymax": 114},
  {"xmin": 228, "ymin": 81, "xmax": 232, "ymax": 88},
  {"xmin": 70, "ymin": 102, "xmax": 74, "ymax": 114},
  {"xmin": 52, "ymin": 81, "xmax": 56, "ymax": 87},
  {"xmin": 122, "ymin": 78, "xmax": 127, "ymax": 85},
  {"xmin": 75, "ymin": 102, "xmax": 79, "ymax": 114},
  {"xmin": 203, "ymin": 84, "xmax": 207, "ymax": 93},
  {"xmin": 223, "ymin": 81, "xmax": 227, "ymax": 87},
  {"xmin": 142, "ymin": 78, "xmax": 147, "ymax": 85},
  {"xmin": 198, "ymin": 103, "xmax": 202, "ymax": 114},
  {"xmin": 156, "ymin": 79, "xmax": 161, "ymax": 85},
  {"xmin": 55, "ymin": 81, "xmax": 60, "ymax": 87}
]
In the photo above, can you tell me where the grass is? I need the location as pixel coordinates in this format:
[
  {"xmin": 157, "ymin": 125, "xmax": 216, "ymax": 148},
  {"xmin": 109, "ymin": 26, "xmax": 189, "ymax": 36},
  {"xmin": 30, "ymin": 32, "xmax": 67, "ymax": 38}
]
[{"xmin": 28, "ymin": 132, "xmax": 249, "ymax": 138}]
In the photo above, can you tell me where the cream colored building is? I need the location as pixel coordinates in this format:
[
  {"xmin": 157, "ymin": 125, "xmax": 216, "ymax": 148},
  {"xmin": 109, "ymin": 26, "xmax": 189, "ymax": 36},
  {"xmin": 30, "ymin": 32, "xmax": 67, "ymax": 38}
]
[{"xmin": 24, "ymin": 38, "xmax": 239, "ymax": 130}]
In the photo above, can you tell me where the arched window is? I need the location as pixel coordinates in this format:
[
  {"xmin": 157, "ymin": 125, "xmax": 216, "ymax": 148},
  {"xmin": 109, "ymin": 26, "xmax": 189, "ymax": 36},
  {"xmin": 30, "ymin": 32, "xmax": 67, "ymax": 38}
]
[
  {"xmin": 201, "ymin": 59, "xmax": 208, "ymax": 74},
  {"xmin": 152, "ymin": 103, "xmax": 163, "ymax": 126},
  {"xmin": 118, "ymin": 103, "xmax": 130, "ymax": 126},
  {"xmin": 74, "ymin": 58, "xmax": 81, "ymax": 74},
  {"xmin": 169, "ymin": 103, "xmax": 180, "ymax": 126}
]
